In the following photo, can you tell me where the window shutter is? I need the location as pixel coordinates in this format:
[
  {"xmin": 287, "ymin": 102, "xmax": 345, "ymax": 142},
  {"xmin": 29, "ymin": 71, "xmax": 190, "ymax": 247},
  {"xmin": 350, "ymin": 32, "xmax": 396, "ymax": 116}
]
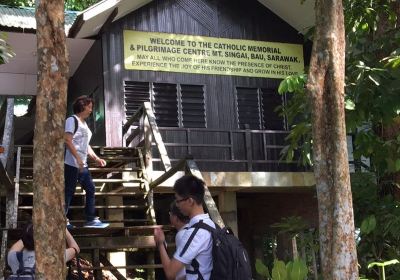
[
  {"xmin": 181, "ymin": 84, "xmax": 206, "ymax": 128},
  {"xmin": 236, "ymin": 87, "xmax": 261, "ymax": 129},
  {"xmin": 153, "ymin": 83, "xmax": 179, "ymax": 127},
  {"xmin": 124, "ymin": 81, "xmax": 150, "ymax": 119},
  {"xmin": 261, "ymin": 88, "xmax": 285, "ymax": 130}
]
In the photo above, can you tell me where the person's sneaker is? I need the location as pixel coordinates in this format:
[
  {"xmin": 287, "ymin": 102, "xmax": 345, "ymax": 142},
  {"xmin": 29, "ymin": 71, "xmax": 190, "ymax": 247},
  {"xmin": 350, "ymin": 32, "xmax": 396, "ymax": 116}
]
[
  {"xmin": 66, "ymin": 220, "xmax": 75, "ymax": 230},
  {"xmin": 84, "ymin": 217, "xmax": 109, "ymax": 228}
]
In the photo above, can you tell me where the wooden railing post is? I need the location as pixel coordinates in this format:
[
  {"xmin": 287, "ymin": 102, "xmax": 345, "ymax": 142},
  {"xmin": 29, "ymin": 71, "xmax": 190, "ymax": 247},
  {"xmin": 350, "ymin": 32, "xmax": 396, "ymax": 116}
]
[
  {"xmin": 143, "ymin": 102, "xmax": 171, "ymax": 171},
  {"xmin": 186, "ymin": 160, "xmax": 224, "ymax": 229},
  {"xmin": 143, "ymin": 113, "xmax": 153, "ymax": 174},
  {"xmin": 0, "ymin": 99, "xmax": 16, "ymax": 278},
  {"xmin": 244, "ymin": 125, "xmax": 253, "ymax": 171}
]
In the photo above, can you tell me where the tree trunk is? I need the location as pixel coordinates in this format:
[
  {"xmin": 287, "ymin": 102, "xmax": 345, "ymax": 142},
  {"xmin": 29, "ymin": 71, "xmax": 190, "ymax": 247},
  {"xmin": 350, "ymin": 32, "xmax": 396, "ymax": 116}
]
[
  {"xmin": 306, "ymin": 0, "xmax": 358, "ymax": 279},
  {"xmin": 34, "ymin": 0, "xmax": 69, "ymax": 279}
]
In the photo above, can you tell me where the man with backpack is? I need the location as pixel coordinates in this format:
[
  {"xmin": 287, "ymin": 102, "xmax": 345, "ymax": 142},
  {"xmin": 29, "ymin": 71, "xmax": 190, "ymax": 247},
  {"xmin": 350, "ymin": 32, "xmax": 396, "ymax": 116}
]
[{"xmin": 154, "ymin": 175, "xmax": 215, "ymax": 280}]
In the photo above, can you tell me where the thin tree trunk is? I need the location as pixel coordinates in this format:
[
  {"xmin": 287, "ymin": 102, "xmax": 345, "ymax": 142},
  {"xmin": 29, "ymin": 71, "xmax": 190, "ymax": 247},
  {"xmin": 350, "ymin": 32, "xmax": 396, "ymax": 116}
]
[
  {"xmin": 306, "ymin": 0, "xmax": 358, "ymax": 279},
  {"xmin": 34, "ymin": 0, "xmax": 69, "ymax": 279}
]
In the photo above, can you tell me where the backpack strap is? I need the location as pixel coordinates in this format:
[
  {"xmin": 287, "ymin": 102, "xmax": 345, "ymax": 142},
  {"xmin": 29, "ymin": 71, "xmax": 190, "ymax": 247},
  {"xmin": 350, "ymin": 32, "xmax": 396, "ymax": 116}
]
[
  {"xmin": 15, "ymin": 251, "xmax": 35, "ymax": 276},
  {"xmin": 72, "ymin": 115, "xmax": 79, "ymax": 135},
  {"xmin": 179, "ymin": 220, "xmax": 203, "ymax": 257},
  {"xmin": 180, "ymin": 220, "xmax": 215, "ymax": 280},
  {"xmin": 16, "ymin": 251, "xmax": 25, "ymax": 274},
  {"xmin": 187, "ymin": 258, "xmax": 205, "ymax": 280}
]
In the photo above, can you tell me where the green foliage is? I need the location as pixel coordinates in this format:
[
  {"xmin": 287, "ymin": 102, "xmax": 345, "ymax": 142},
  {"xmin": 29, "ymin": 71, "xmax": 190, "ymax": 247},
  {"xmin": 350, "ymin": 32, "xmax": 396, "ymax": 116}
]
[
  {"xmin": 277, "ymin": 0, "xmax": 400, "ymax": 179},
  {"xmin": 271, "ymin": 216, "xmax": 308, "ymax": 236},
  {"xmin": 277, "ymin": 74, "xmax": 312, "ymax": 166},
  {"xmin": 256, "ymin": 258, "xmax": 308, "ymax": 280},
  {"xmin": 352, "ymin": 173, "xmax": 400, "ymax": 279},
  {"xmin": 256, "ymin": 259, "xmax": 271, "ymax": 279},
  {"xmin": 1, "ymin": 0, "xmax": 100, "ymax": 11},
  {"xmin": 368, "ymin": 259, "xmax": 400, "ymax": 280}
]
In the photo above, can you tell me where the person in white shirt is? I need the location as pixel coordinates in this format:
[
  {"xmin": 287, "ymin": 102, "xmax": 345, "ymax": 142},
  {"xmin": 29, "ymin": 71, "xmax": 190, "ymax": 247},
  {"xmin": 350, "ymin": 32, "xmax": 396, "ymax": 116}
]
[
  {"xmin": 64, "ymin": 95, "xmax": 108, "ymax": 228},
  {"xmin": 7, "ymin": 224, "xmax": 80, "ymax": 275},
  {"xmin": 169, "ymin": 201, "xmax": 189, "ymax": 280},
  {"xmin": 154, "ymin": 175, "xmax": 215, "ymax": 280}
]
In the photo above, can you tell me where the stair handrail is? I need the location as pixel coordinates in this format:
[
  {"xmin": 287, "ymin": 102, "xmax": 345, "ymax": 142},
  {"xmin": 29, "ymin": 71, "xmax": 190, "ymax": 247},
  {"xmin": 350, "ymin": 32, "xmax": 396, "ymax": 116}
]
[
  {"xmin": 123, "ymin": 102, "xmax": 171, "ymax": 171},
  {"xmin": 147, "ymin": 155, "xmax": 224, "ymax": 228},
  {"xmin": 123, "ymin": 103, "xmax": 225, "ymax": 228}
]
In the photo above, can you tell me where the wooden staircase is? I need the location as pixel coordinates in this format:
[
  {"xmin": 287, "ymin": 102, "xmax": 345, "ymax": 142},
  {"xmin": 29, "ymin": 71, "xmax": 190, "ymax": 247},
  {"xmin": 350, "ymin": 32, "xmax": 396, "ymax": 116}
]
[
  {"xmin": 0, "ymin": 100, "xmax": 224, "ymax": 280},
  {"xmin": 6, "ymin": 144, "xmax": 169, "ymax": 279}
]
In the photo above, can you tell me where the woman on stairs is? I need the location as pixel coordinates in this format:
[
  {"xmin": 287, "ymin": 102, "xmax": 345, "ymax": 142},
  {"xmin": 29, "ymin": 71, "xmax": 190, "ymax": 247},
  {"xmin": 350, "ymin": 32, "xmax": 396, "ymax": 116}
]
[{"xmin": 64, "ymin": 95, "xmax": 109, "ymax": 229}]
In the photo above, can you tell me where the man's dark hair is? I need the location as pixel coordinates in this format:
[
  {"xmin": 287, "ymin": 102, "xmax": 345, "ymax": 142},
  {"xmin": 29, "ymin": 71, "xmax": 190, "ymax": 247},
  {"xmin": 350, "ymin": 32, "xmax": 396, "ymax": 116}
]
[
  {"xmin": 21, "ymin": 224, "xmax": 34, "ymax": 251},
  {"xmin": 170, "ymin": 201, "xmax": 189, "ymax": 223},
  {"xmin": 173, "ymin": 175, "xmax": 205, "ymax": 204},
  {"xmin": 73, "ymin": 95, "xmax": 94, "ymax": 114}
]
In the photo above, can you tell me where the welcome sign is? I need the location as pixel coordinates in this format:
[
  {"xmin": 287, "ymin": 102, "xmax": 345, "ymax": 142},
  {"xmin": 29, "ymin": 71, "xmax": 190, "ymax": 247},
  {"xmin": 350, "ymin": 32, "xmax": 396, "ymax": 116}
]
[{"xmin": 124, "ymin": 30, "xmax": 304, "ymax": 79}]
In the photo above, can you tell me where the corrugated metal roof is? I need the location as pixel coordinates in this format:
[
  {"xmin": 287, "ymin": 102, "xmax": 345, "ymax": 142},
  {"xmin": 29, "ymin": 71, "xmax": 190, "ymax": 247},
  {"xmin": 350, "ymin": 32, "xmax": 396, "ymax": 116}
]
[{"xmin": 0, "ymin": 5, "xmax": 78, "ymax": 33}]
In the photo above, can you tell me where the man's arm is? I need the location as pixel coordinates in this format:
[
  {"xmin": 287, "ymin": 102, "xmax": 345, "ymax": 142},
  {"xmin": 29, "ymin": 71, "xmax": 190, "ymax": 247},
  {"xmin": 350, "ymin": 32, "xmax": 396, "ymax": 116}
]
[
  {"xmin": 154, "ymin": 228, "xmax": 185, "ymax": 280},
  {"xmin": 88, "ymin": 145, "xmax": 106, "ymax": 167}
]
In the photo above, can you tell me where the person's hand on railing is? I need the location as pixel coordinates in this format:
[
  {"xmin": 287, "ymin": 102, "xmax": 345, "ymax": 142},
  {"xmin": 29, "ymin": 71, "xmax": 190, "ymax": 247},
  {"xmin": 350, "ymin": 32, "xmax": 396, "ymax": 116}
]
[{"xmin": 95, "ymin": 157, "xmax": 106, "ymax": 167}]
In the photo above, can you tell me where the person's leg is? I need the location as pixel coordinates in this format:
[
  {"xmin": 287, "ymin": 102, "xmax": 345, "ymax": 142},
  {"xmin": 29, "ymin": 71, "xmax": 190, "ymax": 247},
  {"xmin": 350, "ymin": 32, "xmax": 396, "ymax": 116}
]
[
  {"xmin": 77, "ymin": 167, "xmax": 96, "ymax": 221},
  {"xmin": 78, "ymin": 167, "xmax": 109, "ymax": 228},
  {"xmin": 64, "ymin": 164, "xmax": 79, "ymax": 217}
]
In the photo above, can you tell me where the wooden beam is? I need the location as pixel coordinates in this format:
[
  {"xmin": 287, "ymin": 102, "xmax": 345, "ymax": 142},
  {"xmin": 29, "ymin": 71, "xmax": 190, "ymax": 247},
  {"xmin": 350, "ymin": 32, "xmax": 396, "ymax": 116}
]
[
  {"xmin": 0, "ymin": 160, "xmax": 13, "ymax": 192},
  {"xmin": 98, "ymin": 8, "xmax": 119, "ymax": 36},
  {"xmin": 149, "ymin": 157, "xmax": 188, "ymax": 189},
  {"xmin": 186, "ymin": 160, "xmax": 225, "ymax": 228},
  {"xmin": 143, "ymin": 102, "xmax": 171, "ymax": 171},
  {"xmin": 122, "ymin": 106, "xmax": 143, "ymax": 135},
  {"xmin": 99, "ymin": 253, "xmax": 126, "ymax": 280}
]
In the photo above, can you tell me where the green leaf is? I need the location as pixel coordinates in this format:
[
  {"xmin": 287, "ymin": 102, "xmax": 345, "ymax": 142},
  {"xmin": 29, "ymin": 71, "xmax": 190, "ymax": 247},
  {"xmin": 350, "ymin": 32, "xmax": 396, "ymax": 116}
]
[
  {"xmin": 255, "ymin": 259, "xmax": 270, "ymax": 278},
  {"xmin": 287, "ymin": 259, "xmax": 308, "ymax": 280},
  {"xmin": 272, "ymin": 260, "xmax": 287, "ymax": 280},
  {"xmin": 360, "ymin": 215, "xmax": 376, "ymax": 234},
  {"xmin": 278, "ymin": 80, "xmax": 288, "ymax": 94},
  {"xmin": 368, "ymin": 259, "xmax": 400, "ymax": 269},
  {"xmin": 345, "ymin": 99, "xmax": 355, "ymax": 110}
]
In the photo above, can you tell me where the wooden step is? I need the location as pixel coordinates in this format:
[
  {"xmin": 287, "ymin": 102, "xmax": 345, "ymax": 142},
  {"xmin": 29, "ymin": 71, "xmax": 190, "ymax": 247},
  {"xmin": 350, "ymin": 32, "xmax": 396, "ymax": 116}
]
[
  {"xmin": 76, "ymin": 235, "xmax": 158, "ymax": 249},
  {"xmin": 19, "ymin": 167, "xmax": 141, "ymax": 172},
  {"xmin": 18, "ymin": 205, "xmax": 147, "ymax": 210},
  {"xmin": 19, "ymin": 178, "xmax": 143, "ymax": 184},
  {"xmin": 70, "ymin": 225, "xmax": 172, "ymax": 236},
  {"xmin": 19, "ymin": 192, "xmax": 144, "ymax": 197},
  {"xmin": 73, "ymin": 264, "xmax": 163, "ymax": 271},
  {"xmin": 2, "ymin": 225, "xmax": 173, "ymax": 240},
  {"xmin": 66, "ymin": 218, "xmax": 151, "ymax": 224}
]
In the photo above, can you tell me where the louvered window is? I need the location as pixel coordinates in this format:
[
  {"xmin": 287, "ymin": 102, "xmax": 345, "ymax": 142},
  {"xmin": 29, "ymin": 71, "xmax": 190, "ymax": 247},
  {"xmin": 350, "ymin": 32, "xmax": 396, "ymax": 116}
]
[
  {"xmin": 237, "ymin": 87, "xmax": 261, "ymax": 129},
  {"xmin": 181, "ymin": 84, "xmax": 206, "ymax": 128},
  {"xmin": 261, "ymin": 88, "xmax": 286, "ymax": 130},
  {"xmin": 124, "ymin": 81, "xmax": 206, "ymax": 128},
  {"xmin": 124, "ymin": 81, "xmax": 150, "ymax": 120},
  {"xmin": 236, "ymin": 86, "xmax": 286, "ymax": 130},
  {"xmin": 153, "ymin": 83, "xmax": 179, "ymax": 127}
]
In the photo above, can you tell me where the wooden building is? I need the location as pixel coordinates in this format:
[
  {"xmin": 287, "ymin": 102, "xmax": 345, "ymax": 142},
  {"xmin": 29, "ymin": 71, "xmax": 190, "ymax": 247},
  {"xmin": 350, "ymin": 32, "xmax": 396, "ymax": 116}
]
[
  {"xmin": 67, "ymin": 0, "xmax": 317, "ymax": 264},
  {"xmin": 0, "ymin": 0, "xmax": 318, "ymax": 277}
]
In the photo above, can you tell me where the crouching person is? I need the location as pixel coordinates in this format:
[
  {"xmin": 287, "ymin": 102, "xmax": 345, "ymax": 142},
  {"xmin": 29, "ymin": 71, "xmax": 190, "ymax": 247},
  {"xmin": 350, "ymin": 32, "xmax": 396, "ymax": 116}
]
[
  {"xmin": 7, "ymin": 224, "xmax": 80, "ymax": 277},
  {"xmin": 154, "ymin": 175, "xmax": 215, "ymax": 280}
]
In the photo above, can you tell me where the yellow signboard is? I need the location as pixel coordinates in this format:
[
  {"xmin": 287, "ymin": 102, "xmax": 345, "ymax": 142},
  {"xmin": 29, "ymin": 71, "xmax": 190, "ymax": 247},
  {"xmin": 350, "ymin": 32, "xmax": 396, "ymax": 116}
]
[{"xmin": 124, "ymin": 30, "xmax": 304, "ymax": 79}]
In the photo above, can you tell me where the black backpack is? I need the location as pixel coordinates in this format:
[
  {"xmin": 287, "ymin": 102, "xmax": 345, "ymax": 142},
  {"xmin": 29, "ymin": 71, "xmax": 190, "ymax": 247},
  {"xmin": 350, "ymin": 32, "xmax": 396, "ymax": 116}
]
[
  {"xmin": 180, "ymin": 220, "xmax": 252, "ymax": 280},
  {"xmin": 64, "ymin": 116, "xmax": 79, "ymax": 156},
  {"xmin": 7, "ymin": 251, "xmax": 35, "ymax": 279}
]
